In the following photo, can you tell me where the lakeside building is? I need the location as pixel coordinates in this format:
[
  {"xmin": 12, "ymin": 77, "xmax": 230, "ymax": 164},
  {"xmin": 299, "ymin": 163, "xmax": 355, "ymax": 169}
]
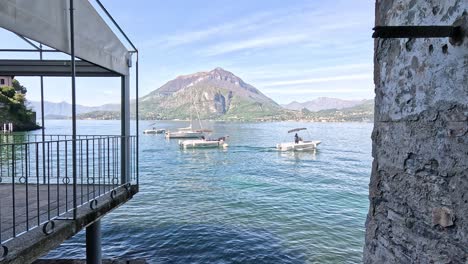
[
  {"xmin": 0, "ymin": 1, "xmax": 140, "ymax": 263},
  {"xmin": 0, "ymin": 76, "xmax": 12, "ymax": 87}
]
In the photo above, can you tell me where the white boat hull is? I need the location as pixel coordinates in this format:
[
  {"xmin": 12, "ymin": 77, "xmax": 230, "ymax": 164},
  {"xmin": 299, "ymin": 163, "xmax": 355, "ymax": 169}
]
[
  {"xmin": 179, "ymin": 139, "xmax": 228, "ymax": 149},
  {"xmin": 165, "ymin": 131, "xmax": 204, "ymax": 139},
  {"xmin": 276, "ymin": 141, "xmax": 321, "ymax": 151},
  {"xmin": 143, "ymin": 129, "xmax": 165, "ymax": 134}
]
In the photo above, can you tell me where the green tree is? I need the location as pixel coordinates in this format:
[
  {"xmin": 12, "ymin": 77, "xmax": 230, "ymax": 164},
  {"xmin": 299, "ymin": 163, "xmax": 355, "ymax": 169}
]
[
  {"xmin": 12, "ymin": 79, "xmax": 27, "ymax": 94},
  {"xmin": 0, "ymin": 86, "xmax": 16, "ymax": 98},
  {"xmin": 13, "ymin": 93, "xmax": 26, "ymax": 104}
]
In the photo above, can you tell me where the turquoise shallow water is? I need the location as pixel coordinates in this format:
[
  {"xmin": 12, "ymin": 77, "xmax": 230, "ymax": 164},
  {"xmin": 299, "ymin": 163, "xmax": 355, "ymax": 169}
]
[{"xmin": 39, "ymin": 120, "xmax": 372, "ymax": 264}]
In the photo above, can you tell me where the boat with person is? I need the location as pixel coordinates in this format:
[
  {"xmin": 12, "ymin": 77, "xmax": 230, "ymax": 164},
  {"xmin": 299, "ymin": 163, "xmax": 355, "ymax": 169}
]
[{"xmin": 276, "ymin": 128, "xmax": 321, "ymax": 151}]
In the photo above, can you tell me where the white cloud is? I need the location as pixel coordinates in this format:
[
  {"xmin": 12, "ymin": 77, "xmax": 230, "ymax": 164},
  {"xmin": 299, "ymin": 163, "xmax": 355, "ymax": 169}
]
[
  {"xmin": 264, "ymin": 88, "xmax": 372, "ymax": 95},
  {"xmin": 141, "ymin": 10, "xmax": 281, "ymax": 48},
  {"xmin": 243, "ymin": 63, "xmax": 373, "ymax": 81},
  {"xmin": 200, "ymin": 34, "xmax": 310, "ymax": 56},
  {"xmin": 261, "ymin": 74, "xmax": 372, "ymax": 87}
]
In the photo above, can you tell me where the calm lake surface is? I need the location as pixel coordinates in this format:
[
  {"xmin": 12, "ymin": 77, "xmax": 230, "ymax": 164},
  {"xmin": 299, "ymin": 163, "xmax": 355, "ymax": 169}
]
[{"xmin": 37, "ymin": 120, "xmax": 372, "ymax": 264}]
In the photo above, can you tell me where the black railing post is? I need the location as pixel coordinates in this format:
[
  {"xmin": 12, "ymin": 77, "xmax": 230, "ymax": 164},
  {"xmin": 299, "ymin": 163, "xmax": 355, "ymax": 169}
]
[
  {"xmin": 40, "ymin": 43, "xmax": 46, "ymax": 184},
  {"xmin": 11, "ymin": 146, "xmax": 16, "ymax": 237}
]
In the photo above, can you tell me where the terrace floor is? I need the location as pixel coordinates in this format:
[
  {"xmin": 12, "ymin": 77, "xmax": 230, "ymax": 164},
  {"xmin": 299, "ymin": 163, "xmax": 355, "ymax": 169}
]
[
  {"xmin": 0, "ymin": 183, "xmax": 119, "ymax": 243},
  {"xmin": 0, "ymin": 183, "xmax": 138, "ymax": 264}
]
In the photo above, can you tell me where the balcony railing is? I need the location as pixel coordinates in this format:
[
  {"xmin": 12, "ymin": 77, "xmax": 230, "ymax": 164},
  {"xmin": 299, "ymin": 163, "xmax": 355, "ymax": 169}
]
[{"xmin": 0, "ymin": 134, "xmax": 137, "ymax": 245}]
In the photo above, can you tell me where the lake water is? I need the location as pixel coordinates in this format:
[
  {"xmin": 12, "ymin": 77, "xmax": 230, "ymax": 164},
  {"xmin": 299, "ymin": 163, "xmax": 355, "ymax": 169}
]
[{"xmin": 37, "ymin": 120, "xmax": 372, "ymax": 264}]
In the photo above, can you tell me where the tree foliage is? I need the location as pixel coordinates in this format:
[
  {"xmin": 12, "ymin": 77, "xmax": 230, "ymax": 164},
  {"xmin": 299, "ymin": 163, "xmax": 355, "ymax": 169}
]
[
  {"xmin": 12, "ymin": 79, "xmax": 27, "ymax": 94},
  {"xmin": 13, "ymin": 93, "xmax": 26, "ymax": 104},
  {"xmin": 0, "ymin": 86, "xmax": 16, "ymax": 98},
  {"xmin": 0, "ymin": 79, "xmax": 39, "ymax": 131}
]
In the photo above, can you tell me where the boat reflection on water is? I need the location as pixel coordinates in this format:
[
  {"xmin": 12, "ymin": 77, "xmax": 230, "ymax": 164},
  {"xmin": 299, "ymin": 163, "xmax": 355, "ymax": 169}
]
[
  {"xmin": 181, "ymin": 147, "xmax": 229, "ymax": 155},
  {"xmin": 278, "ymin": 149, "xmax": 317, "ymax": 160}
]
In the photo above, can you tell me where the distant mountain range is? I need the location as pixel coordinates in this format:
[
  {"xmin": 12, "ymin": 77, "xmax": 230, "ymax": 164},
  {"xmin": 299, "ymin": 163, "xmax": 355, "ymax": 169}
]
[
  {"xmin": 28, "ymin": 68, "xmax": 373, "ymax": 122},
  {"xmin": 28, "ymin": 101, "xmax": 119, "ymax": 119},
  {"xmin": 298, "ymin": 99, "xmax": 374, "ymax": 122},
  {"xmin": 281, "ymin": 97, "xmax": 368, "ymax": 112}
]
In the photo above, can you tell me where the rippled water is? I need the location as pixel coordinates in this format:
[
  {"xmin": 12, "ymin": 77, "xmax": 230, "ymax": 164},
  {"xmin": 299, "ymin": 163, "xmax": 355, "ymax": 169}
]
[{"xmin": 40, "ymin": 120, "xmax": 372, "ymax": 264}]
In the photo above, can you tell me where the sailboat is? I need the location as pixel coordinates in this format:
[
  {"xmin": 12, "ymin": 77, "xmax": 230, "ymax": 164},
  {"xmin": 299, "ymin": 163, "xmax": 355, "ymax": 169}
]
[
  {"xmin": 165, "ymin": 93, "xmax": 206, "ymax": 139},
  {"xmin": 276, "ymin": 128, "xmax": 320, "ymax": 151},
  {"xmin": 165, "ymin": 128, "xmax": 204, "ymax": 139}
]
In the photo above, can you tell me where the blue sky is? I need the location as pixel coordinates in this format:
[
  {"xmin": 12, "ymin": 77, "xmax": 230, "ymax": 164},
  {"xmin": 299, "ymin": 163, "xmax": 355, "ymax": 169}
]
[{"xmin": 0, "ymin": 0, "xmax": 374, "ymax": 106}]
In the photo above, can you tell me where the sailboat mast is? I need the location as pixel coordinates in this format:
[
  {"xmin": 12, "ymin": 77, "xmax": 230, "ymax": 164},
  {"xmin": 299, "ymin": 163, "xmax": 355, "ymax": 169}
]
[
  {"xmin": 190, "ymin": 103, "xmax": 193, "ymax": 129},
  {"xmin": 190, "ymin": 88, "xmax": 193, "ymax": 129}
]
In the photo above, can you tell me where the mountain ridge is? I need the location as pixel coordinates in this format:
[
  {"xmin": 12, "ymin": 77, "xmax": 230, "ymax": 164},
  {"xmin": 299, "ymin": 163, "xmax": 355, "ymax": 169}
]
[
  {"xmin": 28, "ymin": 101, "xmax": 120, "ymax": 119},
  {"xmin": 282, "ymin": 97, "xmax": 369, "ymax": 112}
]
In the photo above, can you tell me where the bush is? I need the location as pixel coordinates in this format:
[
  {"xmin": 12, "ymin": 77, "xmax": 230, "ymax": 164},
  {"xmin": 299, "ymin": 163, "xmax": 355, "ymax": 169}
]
[
  {"xmin": 13, "ymin": 93, "xmax": 26, "ymax": 104},
  {"xmin": 12, "ymin": 79, "xmax": 27, "ymax": 94},
  {"xmin": 0, "ymin": 86, "xmax": 15, "ymax": 98}
]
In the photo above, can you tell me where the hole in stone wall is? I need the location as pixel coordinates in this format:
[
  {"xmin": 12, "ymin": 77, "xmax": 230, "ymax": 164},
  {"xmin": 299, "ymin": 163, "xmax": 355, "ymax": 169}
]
[
  {"xmin": 405, "ymin": 38, "xmax": 415, "ymax": 51},
  {"xmin": 428, "ymin": 44, "xmax": 434, "ymax": 54},
  {"xmin": 442, "ymin": 44, "xmax": 448, "ymax": 54}
]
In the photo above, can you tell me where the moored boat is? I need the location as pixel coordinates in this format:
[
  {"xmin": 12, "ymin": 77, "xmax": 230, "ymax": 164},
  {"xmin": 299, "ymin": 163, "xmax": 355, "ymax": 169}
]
[
  {"xmin": 179, "ymin": 137, "xmax": 228, "ymax": 149},
  {"xmin": 143, "ymin": 128, "xmax": 165, "ymax": 134},
  {"xmin": 166, "ymin": 129, "xmax": 204, "ymax": 139}
]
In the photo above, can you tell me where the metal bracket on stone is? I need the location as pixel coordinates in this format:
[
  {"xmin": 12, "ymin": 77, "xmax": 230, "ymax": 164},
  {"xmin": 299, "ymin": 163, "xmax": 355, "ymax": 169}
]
[
  {"xmin": 373, "ymin": 13, "xmax": 468, "ymax": 46},
  {"xmin": 372, "ymin": 26, "xmax": 462, "ymax": 39}
]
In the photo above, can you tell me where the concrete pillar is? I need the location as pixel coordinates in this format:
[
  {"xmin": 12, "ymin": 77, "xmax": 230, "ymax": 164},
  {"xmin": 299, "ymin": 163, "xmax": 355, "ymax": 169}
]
[
  {"xmin": 364, "ymin": 1, "xmax": 467, "ymax": 263},
  {"xmin": 86, "ymin": 220, "xmax": 102, "ymax": 264}
]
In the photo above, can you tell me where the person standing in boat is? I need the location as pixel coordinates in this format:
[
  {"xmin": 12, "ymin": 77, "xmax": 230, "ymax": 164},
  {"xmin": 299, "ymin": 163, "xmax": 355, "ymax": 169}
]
[{"xmin": 294, "ymin": 133, "xmax": 299, "ymax": 144}]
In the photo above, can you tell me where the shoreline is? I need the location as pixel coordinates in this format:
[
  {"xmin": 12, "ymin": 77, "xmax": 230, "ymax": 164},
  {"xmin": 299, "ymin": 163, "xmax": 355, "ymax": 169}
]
[{"xmin": 41, "ymin": 118, "xmax": 374, "ymax": 124}]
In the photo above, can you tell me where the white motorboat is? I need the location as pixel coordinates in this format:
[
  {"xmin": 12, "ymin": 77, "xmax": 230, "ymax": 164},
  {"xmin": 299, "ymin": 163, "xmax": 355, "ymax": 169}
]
[
  {"xmin": 143, "ymin": 128, "xmax": 165, "ymax": 134},
  {"xmin": 276, "ymin": 128, "xmax": 321, "ymax": 151},
  {"xmin": 179, "ymin": 137, "xmax": 228, "ymax": 149}
]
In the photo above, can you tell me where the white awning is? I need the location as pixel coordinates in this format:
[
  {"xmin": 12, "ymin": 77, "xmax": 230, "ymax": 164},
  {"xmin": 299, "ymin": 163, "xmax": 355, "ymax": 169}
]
[{"xmin": 0, "ymin": 0, "xmax": 129, "ymax": 75}]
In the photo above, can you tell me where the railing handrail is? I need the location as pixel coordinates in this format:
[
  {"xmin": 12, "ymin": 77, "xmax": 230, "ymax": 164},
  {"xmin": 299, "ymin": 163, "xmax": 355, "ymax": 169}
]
[{"xmin": 0, "ymin": 134, "xmax": 136, "ymax": 146}]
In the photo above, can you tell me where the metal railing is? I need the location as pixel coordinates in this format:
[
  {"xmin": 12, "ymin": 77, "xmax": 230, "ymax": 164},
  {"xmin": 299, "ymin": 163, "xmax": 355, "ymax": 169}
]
[{"xmin": 0, "ymin": 135, "xmax": 137, "ymax": 245}]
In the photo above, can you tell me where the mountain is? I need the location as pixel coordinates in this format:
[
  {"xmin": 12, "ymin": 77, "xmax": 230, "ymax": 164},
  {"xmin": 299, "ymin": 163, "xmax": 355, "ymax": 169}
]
[
  {"xmin": 139, "ymin": 67, "xmax": 288, "ymax": 121},
  {"xmin": 28, "ymin": 101, "xmax": 119, "ymax": 119},
  {"xmin": 282, "ymin": 97, "xmax": 368, "ymax": 112},
  {"xmin": 299, "ymin": 99, "xmax": 374, "ymax": 122}
]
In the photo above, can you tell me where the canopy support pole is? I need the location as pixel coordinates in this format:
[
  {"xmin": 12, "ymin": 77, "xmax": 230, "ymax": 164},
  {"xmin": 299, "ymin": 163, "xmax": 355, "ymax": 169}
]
[
  {"xmin": 69, "ymin": 0, "xmax": 78, "ymax": 221},
  {"xmin": 121, "ymin": 74, "xmax": 130, "ymax": 184}
]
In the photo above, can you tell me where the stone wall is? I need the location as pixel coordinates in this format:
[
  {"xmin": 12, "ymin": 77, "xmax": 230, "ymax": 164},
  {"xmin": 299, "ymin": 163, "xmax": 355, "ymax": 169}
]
[{"xmin": 364, "ymin": 0, "xmax": 467, "ymax": 263}]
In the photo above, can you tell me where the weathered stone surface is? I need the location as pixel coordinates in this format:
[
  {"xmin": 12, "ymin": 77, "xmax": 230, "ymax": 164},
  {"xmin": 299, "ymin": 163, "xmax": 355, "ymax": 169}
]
[
  {"xmin": 365, "ymin": 0, "xmax": 468, "ymax": 263},
  {"xmin": 432, "ymin": 207, "xmax": 455, "ymax": 227}
]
